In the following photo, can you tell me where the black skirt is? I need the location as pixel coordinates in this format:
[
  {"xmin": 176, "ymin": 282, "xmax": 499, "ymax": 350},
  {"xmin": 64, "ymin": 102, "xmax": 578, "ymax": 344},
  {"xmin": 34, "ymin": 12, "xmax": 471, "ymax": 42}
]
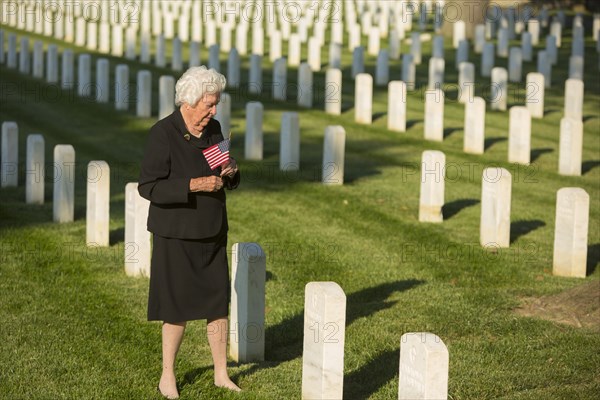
[{"xmin": 147, "ymin": 230, "xmax": 230, "ymax": 323}]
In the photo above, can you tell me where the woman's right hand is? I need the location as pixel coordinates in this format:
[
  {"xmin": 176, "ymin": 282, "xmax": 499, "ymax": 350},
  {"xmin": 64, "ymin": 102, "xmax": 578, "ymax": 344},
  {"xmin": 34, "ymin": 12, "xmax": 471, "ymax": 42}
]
[{"xmin": 189, "ymin": 176, "xmax": 223, "ymax": 192}]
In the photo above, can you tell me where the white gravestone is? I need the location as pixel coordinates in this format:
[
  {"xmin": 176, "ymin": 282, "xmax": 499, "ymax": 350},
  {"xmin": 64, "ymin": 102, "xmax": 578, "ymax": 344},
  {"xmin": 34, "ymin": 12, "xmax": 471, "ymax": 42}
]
[
  {"xmin": 214, "ymin": 93, "xmax": 231, "ymax": 138},
  {"xmin": 521, "ymin": 31, "xmax": 532, "ymax": 62},
  {"xmin": 124, "ymin": 182, "xmax": 151, "ymax": 277},
  {"xmin": 456, "ymin": 39, "xmax": 469, "ymax": 68},
  {"xmin": 419, "ymin": 151, "xmax": 445, "ymax": 223},
  {"xmin": 551, "ymin": 21, "xmax": 562, "ymax": 47},
  {"xmin": 189, "ymin": 42, "xmax": 201, "ymax": 67},
  {"xmin": 464, "ymin": 97, "xmax": 486, "ymax": 154},
  {"xmin": 236, "ymin": 25, "xmax": 248, "ymax": 56},
  {"xmin": 298, "ymin": 63, "xmax": 313, "ymax": 108},
  {"xmin": 7, "ymin": 33, "xmax": 17, "ymax": 69},
  {"xmin": 252, "ymin": 27, "xmax": 264, "ymax": 56},
  {"xmin": 86, "ymin": 161, "xmax": 110, "ymax": 247},
  {"xmin": 77, "ymin": 54, "xmax": 92, "ymax": 97},
  {"xmin": 230, "ymin": 243, "xmax": 266, "ymax": 362},
  {"xmin": 528, "ymin": 20, "xmax": 540, "ymax": 45},
  {"xmin": 558, "ymin": 118, "xmax": 583, "ymax": 176},
  {"xmin": 273, "ymin": 57, "xmax": 287, "ymax": 101},
  {"xmin": 352, "ymin": 46, "xmax": 364, "ymax": 78},
  {"xmin": 245, "ymin": 102, "xmax": 264, "ymax": 161},
  {"xmin": 227, "ymin": 49, "xmax": 240, "ymax": 88},
  {"xmin": 1, "ymin": 122, "xmax": 18, "ymax": 187},
  {"xmin": 87, "ymin": 21, "xmax": 98, "ymax": 51},
  {"xmin": 508, "ymin": 106, "xmax": 531, "ymax": 164},
  {"xmin": 475, "ymin": 24, "xmax": 486, "ymax": 53},
  {"xmin": 376, "ymin": 50, "xmax": 390, "ymax": 87},
  {"xmin": 155, "ymin": 35, "xmax": 166, "ymax": 68},
  {"xmin": 19, "ymin": 37, "xmax": 30, "ymax": 75},
  {"xmin": 546, "ymin": 35, "xmax": 558, "ymax": 65},
  {"xmin": 308, "ymin": 37, "xmax": 321, "ymax": 72},
  {"xmin": 280, "ymin": 112, "xmax": 300, "ymax": 171},
  {"xmin": 46, "ymin": 44, "xmax": 58, "ymax": 83},
  {"xmin": 453, "ymin": 20, "xmax": 466, "ymax": 48},
  {"xmin": 428, "ymin": 57, "xmax": 444, "ymax": 90},
  {"xmin": 424, "ymin": 89, "xmax": 444, "ymax": 142},
  {"xmin": 329, "ymin": 42, "xmax": 342, "ymax": 69},
  {"xmin": 32, "ymin": 40, "xmax": 43, "ymax": 79},
  {"xmin": 480, "ymin": 167, "xmax": 512, "ymax": 248},
  {"xmin": 249, "ymin": 54, "xmax": 262, "ymax": 95},
  {"xmin": 269, "ymin": 30, "xmax": 282, "ymax": 62},
  {"xmin": 458, "ymin": 62, "xmax": 475, "ymax": 104},
  {"xmin": 355, "ymin": 74, "xmax": 373, "ymax": 124},
  {"xmin": 564, "ymin": 79, "xmax": 583, "ymax": 121},
  {"xmin": 568, "ymin": 56, "xmax": 584, "ymax": 80},
  {"xmin": 115, "ymin": 64, "xmax": 129, "ymax": 111},
  {"xmin": 410, "ymin": 32, "xmax": 422, "ymax": 64},
  {"xmin": 26, "ymin": 134, "xmax": 45, "ymax": 204},
  {"xmin": 140, "ymin": 31, "xmax": 151, "ymax": 63},
  {"xmin": 481, "ymin": 42, "xmax": 495, "ymax": 77},
  {"xmin": 553, "ymin": 188, "xmax": 589, "ymax": 278},
  {"xmin": 208, "ymin": 44, "xmax": 220, "ymax": 72},
  {"xmin": 137, "ymin": 70, "xmax": 152, "ymax": 118},
  {"xmin": 171, "ymin": 38, "xmax": 183, "ymax": 71},
  {"xmin": 325, "ymin": 68, "xmax": 342, "ymax": 115},
  {"xmin": 403, "ymin": 54, "xmax": 416, "ymax": 91},
  {"xmin": 96, "ymin": 58, "xmax": 110, "ymax": 103},
  {"xmin": 322, "ymin": 126, "xmax": 346, "ymax": 185},
  {"xmin": 159, "ymin": 76, "xmax": 175, "ymax": 120},
  {"xmin": 301, "ymin": 282, "xmax": 346, "ymax": 400},
  {"xmin": 112, "ymin": 24, "xmax": 123, "ymax": 57},
  {"xmin": 537, "ymin": 51, "xmax": 551, "ymax": 89},
  {"xmin": 490, "ymin": 67, "xmax": 508, "ymax": 111},
  {"xmin": 497, "ymin": 28, "xmax": 509, "ymax": 57},
  {"xmin": 61, "ymin": 49, "xmax": 74, "ymax": 89},
  {"xmin": 53, "ymin": 145, "xmax": 75, "ymax": 223},
  {"xmin": 99, "ymin": 22, "xmax": 110, "ymax": 53},
  {"xmin": 368, "ymin": 27, "xmax": 380, "ymax": 56},
  {"xmin": 398, "ymin": 333, "xmax": 449, "ymax": 400},
  {"xmin": 388, "ymin": 81, "xmax": 407, "ymax": 132},
  {"xmin": 526, "ymin": 73, "xmax": 545, "ymax": 119},
  {"xmin": 432, "ymin": 35, "xmax": 444, "ymax": 59},
  {"xmin": 508, "ymin": 47, "xmax": 522, "ymax": 83},
  {"xmin": 288, "ymin": 34, "xmax": 301, "ymax": 66}
]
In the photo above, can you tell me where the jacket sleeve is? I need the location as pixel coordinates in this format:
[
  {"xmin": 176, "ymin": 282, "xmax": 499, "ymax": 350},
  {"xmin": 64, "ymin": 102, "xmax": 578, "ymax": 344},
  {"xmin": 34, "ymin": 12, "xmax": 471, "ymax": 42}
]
[
  {"xmin": 138, "ymin": 125, "xmax": 190, "ymax": 204},
  {"xmin": 223, "ymin": 169, "xmax": 240, "ymax": 190}
]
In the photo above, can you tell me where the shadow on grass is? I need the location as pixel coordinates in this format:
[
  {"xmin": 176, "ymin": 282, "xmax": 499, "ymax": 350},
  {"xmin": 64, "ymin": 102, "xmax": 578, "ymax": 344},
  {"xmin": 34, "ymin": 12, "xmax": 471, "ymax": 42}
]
[
  {"xmin": 583, "ymin": 115, "xmax": 598, "ymax": 123},
  {"xmin": 442, "ymin": 199, "xmax": 479, "ymax": 220},
  {"xmin": 530, "ymin": 148, "xmax": 553, "ymax": 163},
  {"xmin": 582, "ymin": 160, "xmax": 600, "ymax": 175},
  {"xmin": 234, "ymin": 279, "xmax": 424, "ymax": 382},
  {"xmin": 344, "ymin": 348, "xmax": 398, "ymax": 399},
  {"xmin": 510, "ymin": 220, "xmax": 546, "ymax": 243},
  {"xmin": 443, "ymin": 127, "xmax": 461, "ymax": 139},
  {"xmin": 587, "ymin": 244, "xmax": 600, "ymax": 276},
  {"xmin": 110, "ymin": 228, "xmax": 124, "ymax": 246},
  {"xmin": 484, "ymin": 137, "xmax": 506, "ymax": 151},
  {"xmin": 406, "ymin": 119, "xmax": 422, "ymax": 130},
  {"xmin": 543, "ymin": 109, "xmax": 560, "ymax": 117},
  {"xmin": 179, "ymin": 365, "xmax": 212, "ymax": 391},
  {"xmin": 373, "ymin": 112, "xmax": 386, "ymax": 122}
]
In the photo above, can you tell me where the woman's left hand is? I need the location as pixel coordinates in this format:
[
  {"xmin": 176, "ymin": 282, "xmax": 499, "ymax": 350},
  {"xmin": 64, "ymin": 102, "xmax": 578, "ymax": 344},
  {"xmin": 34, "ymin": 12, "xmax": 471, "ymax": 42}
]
[{"xmin": 220, "ymin": 158, "xmax": 238, "ymax": 178}]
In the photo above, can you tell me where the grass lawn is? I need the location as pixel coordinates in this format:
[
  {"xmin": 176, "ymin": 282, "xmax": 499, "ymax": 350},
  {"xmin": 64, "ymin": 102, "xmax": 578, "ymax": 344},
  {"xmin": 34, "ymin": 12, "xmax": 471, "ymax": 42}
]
[{"xmin": 1, "ymin": 11, "xmax": 599, "ymax": 400}]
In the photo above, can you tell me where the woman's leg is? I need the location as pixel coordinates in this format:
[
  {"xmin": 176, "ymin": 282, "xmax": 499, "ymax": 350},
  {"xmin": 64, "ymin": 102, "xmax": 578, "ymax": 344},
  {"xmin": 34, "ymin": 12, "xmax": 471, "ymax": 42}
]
[
  {"xmin": 159, "ymin": 321, "xmax": 187, "ymax": 398},
  {"xmin": 207, "ymin": 317, "xmax": 241, "ymax": 391}
]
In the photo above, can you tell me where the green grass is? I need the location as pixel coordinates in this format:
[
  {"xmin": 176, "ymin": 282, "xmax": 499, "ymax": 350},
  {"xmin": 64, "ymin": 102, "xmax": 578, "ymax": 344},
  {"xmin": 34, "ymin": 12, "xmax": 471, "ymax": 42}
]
[{"xmin": 1, "ymin": 12, "xmax": 600, "ymax": 400}]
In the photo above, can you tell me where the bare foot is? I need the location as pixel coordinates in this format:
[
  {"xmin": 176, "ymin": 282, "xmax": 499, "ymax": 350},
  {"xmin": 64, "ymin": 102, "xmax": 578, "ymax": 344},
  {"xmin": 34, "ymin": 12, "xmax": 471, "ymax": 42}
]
[
  {"xmin": 158, "ymin": 375, "xmax": 179, "ymax": 399},
  {"xmin": 215, "ymin": 376, "xmax": 241, "ymax": 392}
]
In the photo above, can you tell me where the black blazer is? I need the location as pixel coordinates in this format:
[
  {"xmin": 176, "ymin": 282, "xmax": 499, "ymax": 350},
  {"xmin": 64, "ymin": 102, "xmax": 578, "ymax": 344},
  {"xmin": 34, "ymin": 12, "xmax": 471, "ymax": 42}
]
[{"xmin": 138, "ymin": 108, "xmax": 240, "ymax": 239}]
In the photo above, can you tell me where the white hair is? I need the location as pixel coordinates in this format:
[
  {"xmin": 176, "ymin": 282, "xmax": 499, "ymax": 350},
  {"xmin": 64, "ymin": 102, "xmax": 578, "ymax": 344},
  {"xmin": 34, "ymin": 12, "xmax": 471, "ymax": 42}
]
[{"xmin": 175, "ymin": 66, "xmax": 226, "ymax": 106}]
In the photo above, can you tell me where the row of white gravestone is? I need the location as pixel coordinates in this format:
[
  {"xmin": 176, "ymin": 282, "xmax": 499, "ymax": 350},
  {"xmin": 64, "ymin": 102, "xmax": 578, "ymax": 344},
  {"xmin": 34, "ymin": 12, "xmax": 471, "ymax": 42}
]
[
  {"xmin": 416, "ymin": 151, "xmax": 590, "ymax": 277},
  {"xmin": 300, "ymin": 281, "xmax": 450, "ymax": 399}
]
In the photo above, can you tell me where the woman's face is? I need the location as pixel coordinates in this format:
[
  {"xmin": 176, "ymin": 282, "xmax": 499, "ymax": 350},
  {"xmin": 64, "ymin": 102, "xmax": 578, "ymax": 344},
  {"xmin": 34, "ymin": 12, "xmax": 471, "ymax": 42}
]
[{"xmin": 184, "ymin": 92, "xmax": 220, "ymax": 134}]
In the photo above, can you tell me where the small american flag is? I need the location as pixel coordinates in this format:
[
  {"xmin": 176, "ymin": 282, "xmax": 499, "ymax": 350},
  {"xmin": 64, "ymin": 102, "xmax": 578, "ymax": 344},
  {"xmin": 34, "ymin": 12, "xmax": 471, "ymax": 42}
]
[{"xmin": 202, "ymin": 138, "xmax": 230, "ymax": 170}]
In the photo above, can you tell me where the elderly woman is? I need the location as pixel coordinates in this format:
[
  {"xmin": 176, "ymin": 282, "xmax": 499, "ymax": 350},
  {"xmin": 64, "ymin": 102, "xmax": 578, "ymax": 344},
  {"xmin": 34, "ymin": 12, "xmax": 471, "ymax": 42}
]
[{"xmin": 138, "ymin": 66, "xmax": 240, "ymax": 399}]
